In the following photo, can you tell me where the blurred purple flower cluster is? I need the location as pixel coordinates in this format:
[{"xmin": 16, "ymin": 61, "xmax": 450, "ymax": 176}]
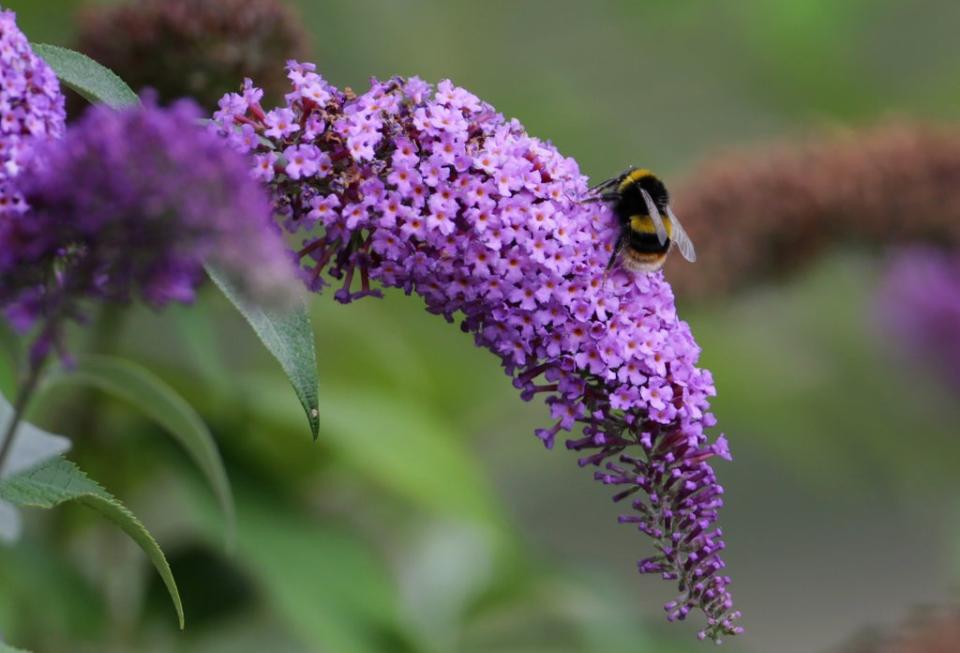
[
  {"xmin": 1, "ymin": 96, "xmax": 293, "ymax": 361},
  {"xmin": 878, "ymin": 248, "xmax": 960, "ymax": 391},
  {"xmin": 213, "ymin": 62, "xmax": 740, "ymax": 640},
  {"xmin": 0, "ymin": 8, "xmax": 293, "ymax": 367},
  {"xmin": 0, "ymin": 8, "xmax": 65, "ymax": 216}
]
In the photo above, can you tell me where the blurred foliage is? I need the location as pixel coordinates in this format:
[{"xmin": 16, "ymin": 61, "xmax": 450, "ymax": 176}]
[
  {"xmin": 0, "ymin": 457, "xmax": 184, "ymax": 628},
  {"xmin": 3, "ymin": 1, "xmax": 960, "ymax": 652},
  {"xmin": 690, "ymin": 253, "xmax": 960, "ymax": 496}
]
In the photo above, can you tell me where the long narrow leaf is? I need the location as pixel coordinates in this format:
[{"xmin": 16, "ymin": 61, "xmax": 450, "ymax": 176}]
[
  {"xmin": 0, "ymin": 457, "xmax": 183, "ymax": 628},
  {"xmin": 42, "ymin": 355, "xmax": 235, "ymax": 541},
  {"xmin": 31, "ymin": 44, "xmax": 139, "ymax": 109},
  {"xmin": 207, "ymin": 266, "xmax": 320, "ymax": 439}
]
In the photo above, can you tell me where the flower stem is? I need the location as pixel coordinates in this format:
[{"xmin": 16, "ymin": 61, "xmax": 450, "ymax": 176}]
[
  {"xmin": 0, "ymin": 299, "xmax": 63, "ymax": 473},
  {"xmin": 0, "ymin": 357, "xmax": 46, "ymax": 473}
]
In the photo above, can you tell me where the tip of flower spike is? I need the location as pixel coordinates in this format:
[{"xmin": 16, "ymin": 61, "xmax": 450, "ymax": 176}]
[
  {"xmin": 697, "ymin": 610, "xmax": 744, "ymax": 644},
  {"xmin": 713, "ymin": 435, "xmax": 732, "ymax": 461},
  {"xmin": 534, "ymin": 427, "xmax": 557, "ymax": 449}
]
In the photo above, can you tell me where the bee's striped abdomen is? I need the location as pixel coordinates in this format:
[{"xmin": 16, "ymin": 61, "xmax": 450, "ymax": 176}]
[{"xmin": 627, "ymin": 229, "xmax": 670, "ymax": 254}]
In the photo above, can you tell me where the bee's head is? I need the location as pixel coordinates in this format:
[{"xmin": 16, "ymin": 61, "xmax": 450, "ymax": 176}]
[{"xmin": 619, "ymin": 168, "xmax": 670, "ymax": 210}]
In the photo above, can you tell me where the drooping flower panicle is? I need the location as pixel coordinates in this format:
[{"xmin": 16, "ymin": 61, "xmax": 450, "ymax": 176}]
[
  {"xmin": 213, "ymin": 63, "xmax": 740, "ymax": 640},
  {"xmin": 0, "ymin": 97, "xmax": 293, "ymax": 359},
  {"xmin": 0, "ymin": 8, "xmax": 66, "ymax": 216}
]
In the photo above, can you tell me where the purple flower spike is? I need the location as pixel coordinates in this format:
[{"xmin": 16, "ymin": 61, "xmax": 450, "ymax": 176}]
[
  {"xmin": 214, "ymin": 64, "xmax": 740, "ymax": 641},
  {"xmin": 1, "ymin": 97, "xmax": 294, "ymax": 352},
  {"xmin": 0, "ymin": 9, "xmax": 66, "ymax": 217}
]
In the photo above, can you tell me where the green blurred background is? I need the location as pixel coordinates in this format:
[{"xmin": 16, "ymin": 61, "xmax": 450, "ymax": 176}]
[{"xmin": 3, "ymin": 1, "xmax": 960, "ymax": 652}]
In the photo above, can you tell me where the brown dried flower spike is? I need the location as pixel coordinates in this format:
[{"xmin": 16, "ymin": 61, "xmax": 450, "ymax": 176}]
[
  {"xmin": 73, "ymin": 0, "xmax": 309, "ymax": 111},
  {"xmin": 665, "ymin": 123, "xmax": 960, "ymax": 299}
]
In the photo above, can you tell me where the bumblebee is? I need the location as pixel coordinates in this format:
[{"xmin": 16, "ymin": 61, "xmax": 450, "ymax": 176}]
[{"xmin": 589, "ymin": 167, "xmax": 696, "ymax": 273}]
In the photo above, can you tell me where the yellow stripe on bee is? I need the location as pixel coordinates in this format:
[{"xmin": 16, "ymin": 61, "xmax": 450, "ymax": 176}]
[
  {"xmin": 618, "ymin": 167, "xmax": 654, "ymax": 192},
  {"xmin": 629, "ymin": 214, "xmax": 673, "ymax": 237}
]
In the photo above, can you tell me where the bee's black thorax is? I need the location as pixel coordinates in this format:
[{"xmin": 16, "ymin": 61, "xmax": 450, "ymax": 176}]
[
  {"xmin": 612, "ymin": 171, "xmax": 669, "ymax": 227},
  {"xmin": 613, "ymin": 170, "xmax": 671, "ymax": 255}
]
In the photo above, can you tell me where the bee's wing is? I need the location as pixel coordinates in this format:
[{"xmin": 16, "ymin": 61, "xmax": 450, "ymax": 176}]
[
  {"xmin": 639, "ymin": 187, "xmax": 669, "ymax": 246},
  {"xmin": 666, "ymin": 206, "xmax": 697, "ymax": 262}
]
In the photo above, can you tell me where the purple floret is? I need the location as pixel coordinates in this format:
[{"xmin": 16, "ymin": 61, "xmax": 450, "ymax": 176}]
[{"xmin": 214, "ymin": 63, "xmax": 741, "ymax": 641}]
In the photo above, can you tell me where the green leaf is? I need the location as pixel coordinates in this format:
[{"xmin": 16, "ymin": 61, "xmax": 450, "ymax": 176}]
[
  {"xmin": 315, "ymin": 389, "xmax": 500, "ymax": 524},
  {"xmin": 206, "ymin": 265, "xmax": 320, "ymax": 439},
  {"xmin": 179, "ymin": 481, "xmax": 410, "ymax": 653},
  {"xmin": 0, "ymin": 457, "xmax": 183, "ymax": 628},
  {"xmin": 235, "ymin": 501, "xmax": 403, "ymax": 653},
  {"xmin": 247, "ymin": 379, "xmax": 501, "ymax": 525},
  {"xmin": 0, "ymin": 537, "xmax": 106, "ymax": 639},
  {"xmin": 41, "ymin": 355, "xmax": 235, "ymax": 543},
  {"xmin": 31, "ymin": 43, "xmax": 139, "ymax": 109},
  {"xmin": 0, "ymin": 391, "xmax": 72, "ymax": 543}
]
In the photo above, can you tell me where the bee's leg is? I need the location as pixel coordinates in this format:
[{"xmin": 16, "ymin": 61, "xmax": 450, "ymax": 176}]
[
  {"xmin": 589, "ymin": 176, "xmax": 619, "ymax": 193},
  {"xmin": 606, "ymin": 234, "xmax": 624, "ymax": 271},
  {"xmin": 583, "ymin": 192, "xmax": 621, "ymax": 204},
  {"xmin": 602, "ymin": 237, "xmax": 624, "ymax": 290},
  {"xmin": 591, "ymin": 166, "xmax": 636, "ymax": 192}
]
